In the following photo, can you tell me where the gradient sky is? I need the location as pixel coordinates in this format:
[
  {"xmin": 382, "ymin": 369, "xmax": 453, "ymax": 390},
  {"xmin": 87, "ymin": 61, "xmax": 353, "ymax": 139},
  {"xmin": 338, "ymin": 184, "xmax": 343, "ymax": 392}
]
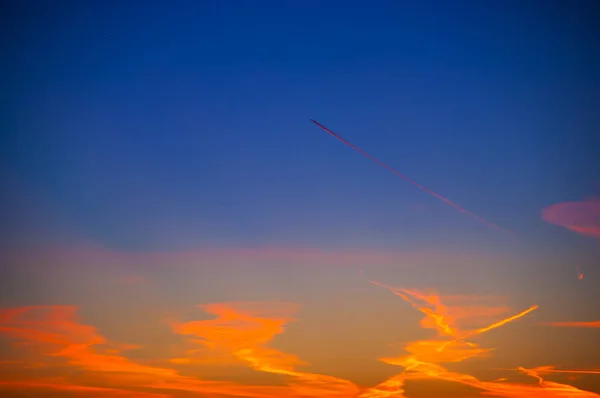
[{"xmin": 1, "ymin": 1, "xmax": 599, "ymax": 397}]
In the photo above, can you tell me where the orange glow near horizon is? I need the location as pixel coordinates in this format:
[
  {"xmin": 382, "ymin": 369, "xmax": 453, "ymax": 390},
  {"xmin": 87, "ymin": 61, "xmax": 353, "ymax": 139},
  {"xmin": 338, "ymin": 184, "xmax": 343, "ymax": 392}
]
[{"xmin": 0, "ymin": 282, "xmax": 598, "ymax": 397}]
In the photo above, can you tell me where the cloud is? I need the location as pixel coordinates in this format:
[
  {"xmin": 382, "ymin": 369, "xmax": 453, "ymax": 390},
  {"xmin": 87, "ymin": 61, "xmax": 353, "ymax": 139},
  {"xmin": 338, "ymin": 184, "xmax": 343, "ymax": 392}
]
[
  {"xmin": 172, "ymin": 302, "xmax": 359, "ymax": 397},
  {"xmin": 1, "ymin": 294, "xmax": 599, "ymax": 397},
  {"xmin": 0, "ymin": 306, "xmax": 179, "ymax": 378},
  {"xmin": 0, "ymin": 304, "xmax": 358, "ymax": 397},
  {"xmin": 364, "ymin": 282, "xmax": 600, "ymax": 398},
  {"xmin": 542, "ymin": 198, "xmax": 600, "ymax": 239},
  {"xmin": 0, "ymin": 305, "xmax": 290, "ymax": 397}
]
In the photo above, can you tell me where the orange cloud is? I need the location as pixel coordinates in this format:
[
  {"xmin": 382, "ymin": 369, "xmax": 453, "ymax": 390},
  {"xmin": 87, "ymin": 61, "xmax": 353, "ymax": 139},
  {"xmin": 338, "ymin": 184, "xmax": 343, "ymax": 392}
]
[
  {"xmin": 172, "ymin": 302, "xmax": 359, "ymax": 397},
  {"xmin": 0, "ymin": 305, "xmax": 302, "ymax": 397},
  {"xmin": 522, "ymin": 367, "xmax": 600, "ymax": 376},
  {"xmin": 363, "ymin": 281, "xmax": 600, "ymax": 398},
  {"xmin": 0, "ymin": 303, "xmax": 360, "ymax": 397},
  {"xmin": 0, "ymin": 306, "xmax": 178, "ymax": 379},
  {"xmin": 542, "ymin": 198, "xmax": 600, "ymax": 239},
  {"xmin": 1, "ymin": 296, "xmax": 599, "ymax": 397}
]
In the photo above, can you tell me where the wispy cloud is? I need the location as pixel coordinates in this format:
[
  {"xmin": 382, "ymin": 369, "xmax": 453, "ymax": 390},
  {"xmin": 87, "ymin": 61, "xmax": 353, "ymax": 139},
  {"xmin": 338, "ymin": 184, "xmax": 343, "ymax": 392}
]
[
  {"xmin": 362, "ymin": 281, "xmax": 599, "ymax": 398},
  {"xmin": 1, "ymin": 293, "xmax": 599, "ymax": 397},
  {"xmin": 172, "ymin": 302, "xmax": 359, "ymax": 397},
  {"xmin": 0, "ymin": 305, "xmax": 296, "ymax": 397}
]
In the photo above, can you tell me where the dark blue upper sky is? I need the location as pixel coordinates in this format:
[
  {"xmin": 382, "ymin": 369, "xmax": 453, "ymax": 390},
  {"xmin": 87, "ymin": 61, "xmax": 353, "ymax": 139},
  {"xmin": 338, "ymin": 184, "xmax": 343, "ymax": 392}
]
[{"xmin": 3, "ymin": 1, "xmax": 599, "ymax": 252}]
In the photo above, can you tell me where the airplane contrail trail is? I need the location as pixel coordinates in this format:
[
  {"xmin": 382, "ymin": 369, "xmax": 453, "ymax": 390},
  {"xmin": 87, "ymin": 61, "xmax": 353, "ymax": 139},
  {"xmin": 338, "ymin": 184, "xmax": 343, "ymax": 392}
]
[{"xmin": 310, "ymin": 119, "xmax": 509, "ymax": 232}]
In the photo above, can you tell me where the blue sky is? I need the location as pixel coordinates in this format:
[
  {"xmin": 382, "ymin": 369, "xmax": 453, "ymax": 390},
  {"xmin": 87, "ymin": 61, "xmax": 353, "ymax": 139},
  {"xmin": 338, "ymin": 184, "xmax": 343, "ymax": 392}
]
[{"xmin": 3, "ymin": 1, "xmax": 599, "ymax": 253}]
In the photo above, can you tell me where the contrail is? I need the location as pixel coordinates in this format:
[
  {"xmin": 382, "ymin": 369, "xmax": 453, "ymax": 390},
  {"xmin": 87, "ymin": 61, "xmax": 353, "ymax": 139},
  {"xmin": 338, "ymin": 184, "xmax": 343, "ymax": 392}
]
[{"xmin": 310, "ymin": 119, "xmax": 509, "ymax": 232}]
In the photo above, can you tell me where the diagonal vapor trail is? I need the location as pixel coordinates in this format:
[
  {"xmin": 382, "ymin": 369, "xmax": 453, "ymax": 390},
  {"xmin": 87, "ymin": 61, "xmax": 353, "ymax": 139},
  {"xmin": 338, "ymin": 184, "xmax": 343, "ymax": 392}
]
[{"xmin": 310, "ymin": 119, "xmax": 510, "ymax": 232}]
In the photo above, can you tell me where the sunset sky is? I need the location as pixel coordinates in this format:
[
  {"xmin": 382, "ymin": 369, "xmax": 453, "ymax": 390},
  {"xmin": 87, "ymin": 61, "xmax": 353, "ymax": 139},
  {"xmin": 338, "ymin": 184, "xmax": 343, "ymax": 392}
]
[{"xmin": 1, "ymin": 1, "xmax": 599, "ymax": 397}]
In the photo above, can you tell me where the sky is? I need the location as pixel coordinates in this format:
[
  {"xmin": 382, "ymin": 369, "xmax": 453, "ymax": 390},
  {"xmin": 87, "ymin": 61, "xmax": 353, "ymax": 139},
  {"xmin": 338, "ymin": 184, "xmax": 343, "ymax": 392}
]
[{"xmin": 1, "ymin": 1, "xmax": 600, "ymax": 397}]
